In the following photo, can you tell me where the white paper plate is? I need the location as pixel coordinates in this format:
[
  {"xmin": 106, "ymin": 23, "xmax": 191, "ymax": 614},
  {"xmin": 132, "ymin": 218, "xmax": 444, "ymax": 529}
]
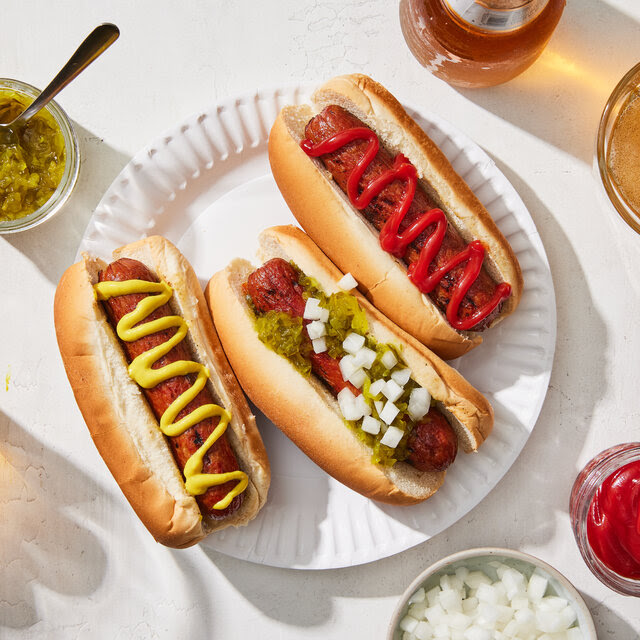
[{"xmin": 78, "ymin": 85, "xmax": 556, "ymax": 569}]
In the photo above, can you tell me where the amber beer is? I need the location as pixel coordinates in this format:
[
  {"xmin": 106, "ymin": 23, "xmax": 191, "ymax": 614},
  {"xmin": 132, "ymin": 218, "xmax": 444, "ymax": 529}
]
[
  {"xmin": 597, "ymin": 63, "xmax": 640, "ymax": 234},
  {"xmin": 399, "ymin": 0, "xmax": 566, "ymax": 88},
  {"xmin": 607, "ymin": 95, "xmax": 640, "ymax": 215}
]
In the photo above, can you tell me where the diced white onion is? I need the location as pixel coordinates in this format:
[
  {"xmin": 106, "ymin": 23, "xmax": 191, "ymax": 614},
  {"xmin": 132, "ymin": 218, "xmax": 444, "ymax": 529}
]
[
  {"xmin": 337, "ymin": 272, "xmax": 358, "ymax": 291},
  {"xmin": 439, "ymin": 589, "xmax": 463, "ymax": 613},
  {"xmin": 383, "ymin": 379, "xmax": 404, "ymax": 403},
  {"xmin": 408, "ymin": 601, "xmax": 427, "ymax": 622},
  {"xmin": 391, "ymin": 367, "xmax": 412, "ymax": 386},
  {"xmin": 374, "ymin": 400, "xmax": 384, "ymax": 416},
  {"xmin": 319, "ymin": 307, "xmax": 330, "ymax": 322},
  {"xmin": 343, "ymin": 332, "xmax": 366, "ymax": 354},
  {"xmin": 511, "ymin": 595, "xmax": 529, "ymax": 610},
  {"xmin": 312, "ymin": 337, "xmax": 327, "ymax": 354},
  {"xmin": 414, "ymin": 620, "xmax": 433, "ymax": 640},
  {"xmin": 408, "ymin": 387, "xmax": 431, "ymax": 421},
  {"xmin": 337, "ymin": 388, "xmax": 371, "ymax": 421},
  {"xmin": 361, "ymin": 415, "xmax": 381, "ymax": 435},
  {"xmin": 424, "ymin": 604, "xmax": 445, "ymax": 625},
  {"xmin": 380, "ymin": 401, "xmax": 400, "ymax": 425},
  {"xmin": 401, "ymin": 564, "xmax": 584, "ymax": 640},
  {"xmin": 303, "ymin": 297, "xmax": 323, "ymax": 320},
  {"xmin": 354, "ymin": 346, "xmax": 376, "ymax": 369},
  {"xmin": 380, "ymin": 425, "xmax": 403, "ymax": 448},
  {"xmin": 355, "ymin": 393, "xmax": 371, "ymax": 417},
  {"xmin": 464, "ymin": 627, "xmax": 491, "ymax": 640},
  {"xmin": 465, "ymin": 571, "xmax": 492, "ymax": 590},
  {"xmin": 381, "ymin": 350, "xmax": 398, "ymax": 369},
  {"xmin": 477, "ymin": 583, "xmax": 499, "ymax": 605},
  {"xmin": 400, "ymin": 615, "xmax": 419, "ymax": 633},
  {"xmin": 337, "ymin": 388, "xmax": 359, "ymax": 421},
  {"xmin": 348, "ymin": 367, "xmax": 367, "ymax": 389},
  {"xmin": 339, "ymin": 355, "xmax": 358, "ymax": 381},
  {"xmin": 306, "ymin": 320, "xmax": 326, "ymax": 339},
  {"xmin": 368, "ymin": 379, "xmax": 386, "ymax": 398},
  {"xmin": 409, "ymin": 588, "xmax": 426, "ymax": 605},
  {"xmin": 426, "ymin": 586, "xmax": 442, "ymax": 608},
  {"xmin": 528, "ymin": 570, "xmax": 548, "ymax": 601}
]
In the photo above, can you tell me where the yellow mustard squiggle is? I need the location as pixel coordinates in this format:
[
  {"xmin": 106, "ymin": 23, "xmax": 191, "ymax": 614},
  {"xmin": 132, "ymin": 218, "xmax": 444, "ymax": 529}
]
[{"xmin": 95, "ymin": 278, "xmax": 248, "ymax": 510}]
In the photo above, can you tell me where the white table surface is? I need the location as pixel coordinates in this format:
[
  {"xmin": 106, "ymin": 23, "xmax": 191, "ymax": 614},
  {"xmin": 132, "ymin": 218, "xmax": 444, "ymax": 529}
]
[{"xmin": 2, "ymin": 1, "xmax": 640, "ymax": 638}]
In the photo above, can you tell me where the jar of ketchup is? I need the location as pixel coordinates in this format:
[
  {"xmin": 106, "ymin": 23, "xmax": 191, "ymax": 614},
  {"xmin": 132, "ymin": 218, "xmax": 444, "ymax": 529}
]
[{"xmin": 570, "ymin": 443, "xmax": 640, "ymax": 596}]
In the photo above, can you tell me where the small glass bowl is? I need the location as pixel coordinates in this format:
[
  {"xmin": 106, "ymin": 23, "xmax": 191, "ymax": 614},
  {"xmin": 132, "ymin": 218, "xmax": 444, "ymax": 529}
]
[
  {"xmin": 570, "ymin": 443, "xmax": 640, "ymax": 597},
  {"xmin": 595, "ymin": 62, "xmax": 640, "ymax": 235},
  {"xmin": 0, "ymin": 78, "xmax": 79, "ymax": 234},
  {"xmin": 387, "ymin": 547, "xmax": 596, "ymax": 639}
]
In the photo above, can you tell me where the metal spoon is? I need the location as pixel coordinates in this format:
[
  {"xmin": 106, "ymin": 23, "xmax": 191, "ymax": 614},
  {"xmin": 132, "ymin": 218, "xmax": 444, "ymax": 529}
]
[{"xmin": 0, "ymin": 23, "xmax": 119, "ymax": 146}]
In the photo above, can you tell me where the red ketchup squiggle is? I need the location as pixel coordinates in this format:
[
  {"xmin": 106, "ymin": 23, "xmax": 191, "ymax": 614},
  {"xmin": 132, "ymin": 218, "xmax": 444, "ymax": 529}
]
[{"xmin": 300, "ymin": 127, "xmax": 511, "ymax": 331}]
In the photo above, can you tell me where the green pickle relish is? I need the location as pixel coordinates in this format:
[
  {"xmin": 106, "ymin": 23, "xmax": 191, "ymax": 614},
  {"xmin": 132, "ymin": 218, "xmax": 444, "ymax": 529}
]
[
  {"xmin": 0, "ymin": 90, "xmax": 66, "ymax": 221},
  {"xmin": 250, "ymin": 263, "xmax": 429, "ymax": 467}
]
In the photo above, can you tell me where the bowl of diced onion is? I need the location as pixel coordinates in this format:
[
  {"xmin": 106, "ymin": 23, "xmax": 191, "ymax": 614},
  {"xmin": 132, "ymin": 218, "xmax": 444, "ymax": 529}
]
[{"xmin": 387, "ymin": 547, "xmax": 596, "ymax": 640}]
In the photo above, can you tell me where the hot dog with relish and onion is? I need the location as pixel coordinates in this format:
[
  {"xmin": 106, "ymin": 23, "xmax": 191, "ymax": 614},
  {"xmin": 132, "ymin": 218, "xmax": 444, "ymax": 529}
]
[{"xmin": 207, "ymin": 226, "xmax": 493, "ymax": 505}]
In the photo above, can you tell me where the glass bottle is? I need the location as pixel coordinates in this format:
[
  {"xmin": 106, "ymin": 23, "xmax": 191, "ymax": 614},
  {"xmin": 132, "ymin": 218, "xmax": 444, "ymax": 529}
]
[{"xmin": 399, "ymin": 0, "xmax": 566, "ymax": 88}]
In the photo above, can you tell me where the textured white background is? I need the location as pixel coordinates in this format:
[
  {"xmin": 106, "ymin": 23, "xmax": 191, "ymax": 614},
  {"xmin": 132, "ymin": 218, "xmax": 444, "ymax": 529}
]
[{"xmin": 1, "ymin": 1, "xmax": 639, "ymax": 638}]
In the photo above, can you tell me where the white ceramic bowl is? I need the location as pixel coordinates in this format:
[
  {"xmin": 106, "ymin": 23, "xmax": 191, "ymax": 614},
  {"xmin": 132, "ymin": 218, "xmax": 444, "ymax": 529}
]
[{"xmin": 387, "ymin": 547, "xmax": 596, "ymax": 640}]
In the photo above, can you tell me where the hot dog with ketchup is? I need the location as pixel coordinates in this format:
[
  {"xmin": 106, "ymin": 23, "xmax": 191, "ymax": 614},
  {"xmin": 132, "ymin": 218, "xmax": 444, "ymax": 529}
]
[
  {"xmin": 208, "ymin": 226, "xmax": 493, "ymax": 505},
  {"xmin": 268, "ymin": 74, "xmax": 523, "ymax": 360},
  {"xmin": 54, "ymin": 236, "xmax": 270, "ymax": 547}
]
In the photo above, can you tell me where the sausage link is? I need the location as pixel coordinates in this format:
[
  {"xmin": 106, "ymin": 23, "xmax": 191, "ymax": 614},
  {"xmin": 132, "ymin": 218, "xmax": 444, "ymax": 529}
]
[
  {"xmin": 304, "ymin": 105, "xmax": 503, "ymax": 331},
  {"xmin": 246, "ymin": 258, "xmax": 457, "ymax": 470},
  {"xmin": 407, "ymin": 408, "xmax": 458, "ymax": 472},
  {"xmin": 99, "ymin": 257, "xmax": 242, "ymax": 518}
]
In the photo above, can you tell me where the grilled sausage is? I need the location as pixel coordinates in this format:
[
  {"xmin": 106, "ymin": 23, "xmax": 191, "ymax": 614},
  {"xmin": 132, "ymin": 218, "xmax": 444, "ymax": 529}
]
[
  {"xmin": 304, "ymin": 105, "xmax": 503, "ymax": 330},
  {"xmin": 99, "ymin": 257, "xmax": 243, "ymax": 518}
]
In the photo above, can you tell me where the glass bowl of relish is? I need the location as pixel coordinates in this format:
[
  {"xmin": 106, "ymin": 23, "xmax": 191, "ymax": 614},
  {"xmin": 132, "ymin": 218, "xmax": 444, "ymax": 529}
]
[
  {"xmin": 0, "ymin": 78, "xmax": 79, "ymax": 234},
  {"xmin": 570, "ymin": 443, "xmax": 640, "ymax": 596}
]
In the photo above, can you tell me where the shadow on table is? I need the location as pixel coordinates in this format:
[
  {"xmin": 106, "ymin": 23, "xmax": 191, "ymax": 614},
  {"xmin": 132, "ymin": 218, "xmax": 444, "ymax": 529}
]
[
  {"xmin": 457, "ymin": 0, "xmax": 640, "ymax": 164},
  {"xmin": 2, "ymin": 122, "xmax": 130, "ymax": 285},
  {"xmin": 0, "ymin": 411, "xmax": 108, "ymax": 630},
  {"xmin": 484, "ymin": 158, "xmax": 608, "ymax": 537},
  {"xmin": 582, "ymin": 592, "xmax": 638, "ymax": 639}
]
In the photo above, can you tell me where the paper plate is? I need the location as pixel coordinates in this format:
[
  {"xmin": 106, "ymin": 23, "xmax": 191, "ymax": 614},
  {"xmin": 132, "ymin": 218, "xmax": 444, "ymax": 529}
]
[{"xmin": 78, "ymin": 85, "xmax": 556, "ymax": 569}]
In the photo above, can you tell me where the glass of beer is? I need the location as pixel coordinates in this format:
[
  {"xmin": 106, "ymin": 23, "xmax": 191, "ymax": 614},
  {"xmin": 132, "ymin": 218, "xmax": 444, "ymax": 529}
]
[{"xmin": 596, "ymin": 62, "xmax": 640, "ymax": 234}]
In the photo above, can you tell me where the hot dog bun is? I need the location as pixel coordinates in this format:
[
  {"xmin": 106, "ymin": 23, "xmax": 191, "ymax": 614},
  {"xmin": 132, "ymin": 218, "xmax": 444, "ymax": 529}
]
[
  {"xmin": 54, "ymin": 236, "xmax": 270, "ymax": 548},
  {"xmin": 206, "ymin": 226, "xmax": 493, "ymax": 505},
  {"xmin": 268, "ymin": 74, "xmax": 523, "ymax": 360}
]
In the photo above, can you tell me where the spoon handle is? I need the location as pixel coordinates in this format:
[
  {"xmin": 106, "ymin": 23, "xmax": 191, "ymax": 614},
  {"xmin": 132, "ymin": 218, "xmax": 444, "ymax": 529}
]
[{"xmin": 16, "ymin": 23, "xmax": 120, "ymax": 126}]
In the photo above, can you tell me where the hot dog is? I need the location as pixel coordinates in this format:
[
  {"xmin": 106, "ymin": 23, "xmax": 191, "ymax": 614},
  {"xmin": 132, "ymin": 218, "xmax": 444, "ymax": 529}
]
[
  {"xmin": 268, "ymin": 74, "xmax": 523, "ymax": 360},
  {"xmin": 245, "ymin": 256, "xmax": 458, "ymax": 474},
  {"xmin": 54, "ymin": 236, "xmax": 270, "ymax": 547},
  {"xmin": 207, "ymin": 226, "xmax": 493, "ymax": 505}
]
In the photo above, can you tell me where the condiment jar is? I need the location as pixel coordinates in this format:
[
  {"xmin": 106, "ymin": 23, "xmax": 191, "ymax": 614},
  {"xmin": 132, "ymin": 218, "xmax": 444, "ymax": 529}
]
[
  {"xmin": 570, "ymin": 443, "xmax": 640, "ymax": 596},
  {"xmin": 399, "ymin": 0, "xmax": 566, "ymax": 88},
  {"xmin": 0, "ymin": 78, "xmax": 79, "ymax": 234}
]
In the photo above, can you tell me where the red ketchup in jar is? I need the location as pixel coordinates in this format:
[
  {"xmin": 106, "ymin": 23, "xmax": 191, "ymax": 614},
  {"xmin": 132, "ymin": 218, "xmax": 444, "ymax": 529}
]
[
  {"xmin": 586, "ymin": 460, "xmax": 640, "ymax": 579},
  {"xmin": 570, "ymin": 443, "xmax": 640, "ymax": 595}
]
